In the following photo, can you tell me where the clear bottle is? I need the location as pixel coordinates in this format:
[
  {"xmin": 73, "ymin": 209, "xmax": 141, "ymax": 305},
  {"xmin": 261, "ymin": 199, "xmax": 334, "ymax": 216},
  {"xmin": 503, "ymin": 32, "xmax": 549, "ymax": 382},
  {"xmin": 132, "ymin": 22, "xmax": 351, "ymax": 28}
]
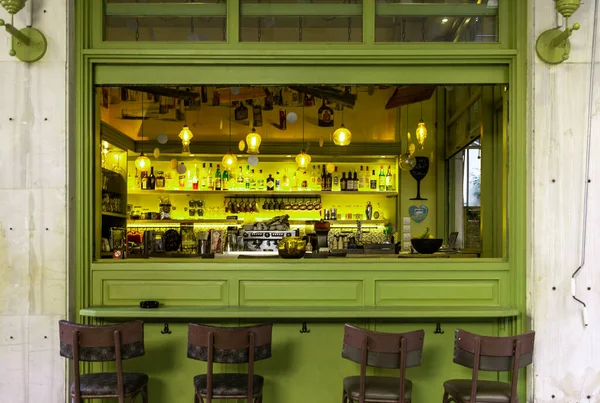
[
  {"xmin": 378, "ymin": 165, "xmax": 385, "ymax": 191},
  {"xmin": 257, "ymin": 169, "xmax": 266, "ymax": 190},
  {"xmin": 359, "ymin": 165, "xmax": 366, "ymax": 190},
  {"xmin": 250, "ymin": 169, "xmax": 257, "ymax": 190},
  {"xmin": 208, "ymin": 163, "xmax": 214, "ymax": 191},
  {"xmin": 200, "ymin": 163, "xmax": 207, "ymax": 189},
  {"xmin": 316, "ymin": 165, "xmax": 323, "ymax": 190},
  {"xmin": 215, "ymin": 164, "xmax": 222, "ymax": 191},
  {"xmin": 275, "ymin": 171, "xmax": 281, "ymax": 191},
  {"xmin": 301, "ymin": 171, "xmax": 308, "ymax": 190},
  {"xmin": 282, "ymin": 168, "xmax": 290, "ymax": 190},
  {"xmin": 192, "ymin": 164, "xmax": 199, "ymax": 190},
  {"xmin": 333, "ymin": 166, "xmax": 340, "ymax": 191},
  {"xmin": 237, "ymin": 166, "xmax": 244, "ymax": 190},
  {"xmin": 385, "ymin": 165, "xmax": 393, "ymax": 191},
  {"xmin": 370, "ymin": 169, "xmax": 377, "ymax": 190},
  {"xmin": 291, "ymin": 172, "xmax": 298, "ymax": 191}
]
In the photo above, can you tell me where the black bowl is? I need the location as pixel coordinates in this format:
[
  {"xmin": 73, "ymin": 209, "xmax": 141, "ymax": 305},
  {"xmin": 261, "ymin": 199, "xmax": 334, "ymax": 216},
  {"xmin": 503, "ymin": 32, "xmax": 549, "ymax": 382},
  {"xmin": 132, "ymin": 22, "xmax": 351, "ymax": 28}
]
[{"xmin": 411, "ymin": 238, "xmax": 443, "ymax": 254}]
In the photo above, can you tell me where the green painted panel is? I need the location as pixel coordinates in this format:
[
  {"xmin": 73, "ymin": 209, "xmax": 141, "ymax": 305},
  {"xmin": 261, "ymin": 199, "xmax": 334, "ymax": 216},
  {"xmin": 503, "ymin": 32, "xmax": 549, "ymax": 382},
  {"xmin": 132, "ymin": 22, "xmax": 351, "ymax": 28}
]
[
  {"xmin": 93, "ymin": 64, "xmax": 508, "ymax": 85},
  {"xmin": 241, "ymin": 4, "xmax": 363, "ymax": 17},
  {"xmin": 102, "ymin": 280, "xmax": 228, "ymax": 305},
  {"xmin": 375, "ymin": 279, "xmax": 498, "ymax": 306},
  {"xmin": 105, "ymin": 3, "xmax": 227, "ymax": 17},
  {"xmin": 239, "ymin": 280, "xmax": 363, "ymax": 306}
]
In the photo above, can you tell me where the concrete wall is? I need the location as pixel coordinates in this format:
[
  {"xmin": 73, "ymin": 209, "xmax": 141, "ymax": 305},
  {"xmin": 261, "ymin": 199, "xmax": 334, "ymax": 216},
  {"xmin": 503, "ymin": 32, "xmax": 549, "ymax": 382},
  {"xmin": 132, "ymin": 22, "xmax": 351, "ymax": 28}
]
[
  {"xmin": 0, "ymin": 1, "xmax": 68, "ymax": 402},
  {"xmin": 531, "ymin": 1, "xmax": 600, "ymax": 402}
]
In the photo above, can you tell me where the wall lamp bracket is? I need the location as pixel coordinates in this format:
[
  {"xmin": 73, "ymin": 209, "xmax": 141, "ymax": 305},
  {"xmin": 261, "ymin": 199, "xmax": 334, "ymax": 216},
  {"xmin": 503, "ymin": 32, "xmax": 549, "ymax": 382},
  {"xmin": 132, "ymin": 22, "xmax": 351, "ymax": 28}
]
[
  {"xmin": 0, "ymin": 0, "xmax": 47, "ymax": 63},
  {"xmin": 536, "ymin": 0, "xmax": 581, "ymax": 64}
]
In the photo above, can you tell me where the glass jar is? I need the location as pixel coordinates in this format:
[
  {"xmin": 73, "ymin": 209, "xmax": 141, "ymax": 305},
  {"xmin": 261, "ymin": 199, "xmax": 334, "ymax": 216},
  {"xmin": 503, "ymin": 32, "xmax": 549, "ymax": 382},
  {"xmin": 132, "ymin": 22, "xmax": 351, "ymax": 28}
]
[{"xmin": 155, "ymin": 171, "xmax": 165, "ymax": 189}]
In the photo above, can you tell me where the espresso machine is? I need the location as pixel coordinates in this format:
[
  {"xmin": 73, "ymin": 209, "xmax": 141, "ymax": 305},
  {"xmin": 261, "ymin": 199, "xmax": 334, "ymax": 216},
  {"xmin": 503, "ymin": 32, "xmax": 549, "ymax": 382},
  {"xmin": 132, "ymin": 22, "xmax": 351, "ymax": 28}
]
[
  {"xmin": 314, "ymin": 221, "xmax": 331, "ymax": 253},
  {"xmin": 240, "ymin": 229, "xmax": 299, "ymax": 252}
]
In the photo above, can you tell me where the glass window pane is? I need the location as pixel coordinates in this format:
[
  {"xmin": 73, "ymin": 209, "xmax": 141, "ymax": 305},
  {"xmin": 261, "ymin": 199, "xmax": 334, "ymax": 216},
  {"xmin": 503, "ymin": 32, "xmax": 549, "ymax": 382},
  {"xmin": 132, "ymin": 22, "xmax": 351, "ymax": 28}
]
[
  {"xmin": 104, "ymin": 0, "xmax": 227, "ymax": 42},
  {"xmin": 240, "ymin": 0, "xmax": 363, "ymax": 42},
  {"xmin": 375, "ymin": 0, "xmax": 498, "ymax": 43}
]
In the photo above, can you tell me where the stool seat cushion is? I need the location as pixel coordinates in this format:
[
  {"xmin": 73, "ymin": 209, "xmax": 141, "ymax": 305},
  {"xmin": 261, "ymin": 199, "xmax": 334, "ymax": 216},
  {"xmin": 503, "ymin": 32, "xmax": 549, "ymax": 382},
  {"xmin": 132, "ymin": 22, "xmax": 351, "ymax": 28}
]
[
  {"xmin": 194, "ymin": 373, "xmax": 264, "ymax": 397},
  {"xmin": 70, "ymin": 372, "xmax": 148, "ymax": 396},
  {"xmin": 343, "ymin": 376, "xmax": 413, "ymax": 401},
  {"xmin": 443, "ymin": 379, "xmax": 514, "ymax": 403}
]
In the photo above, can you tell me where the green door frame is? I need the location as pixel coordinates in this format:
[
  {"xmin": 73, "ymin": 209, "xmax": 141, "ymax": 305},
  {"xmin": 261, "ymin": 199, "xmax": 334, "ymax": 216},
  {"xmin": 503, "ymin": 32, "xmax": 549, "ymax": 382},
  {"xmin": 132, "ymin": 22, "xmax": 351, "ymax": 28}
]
[{"xmin": 74, "ymin": 0, "xmax": 529, "ymax": 341}]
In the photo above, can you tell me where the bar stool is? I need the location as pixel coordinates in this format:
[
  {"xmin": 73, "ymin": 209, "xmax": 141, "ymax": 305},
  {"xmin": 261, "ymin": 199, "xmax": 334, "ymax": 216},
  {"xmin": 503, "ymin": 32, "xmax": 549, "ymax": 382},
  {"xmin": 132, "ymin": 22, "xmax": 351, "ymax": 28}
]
[
  {"xmin": 341, "ymin": 324, "xmax": 425, "ymax": 403},
  {"xmin": 442, "ymin": 329, "xmax": 535, "ymax": 403},
  {"xmin": 187, "ymin": 323, "xmax": 273, "ymax": 403},
  {"xmin": 58, "ymin": 320, "xmax": 149, "ymax": 403}
]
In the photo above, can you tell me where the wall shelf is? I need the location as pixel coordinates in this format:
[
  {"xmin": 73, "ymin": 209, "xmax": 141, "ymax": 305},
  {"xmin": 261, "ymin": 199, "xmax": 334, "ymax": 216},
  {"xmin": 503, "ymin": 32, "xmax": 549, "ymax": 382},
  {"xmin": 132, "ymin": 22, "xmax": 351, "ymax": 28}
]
[
  {"xmin": 126, "ymin": 219, "xmax": 389, "ymax": 226},
  {"xmin": 129, "ymin": 189, "xmax": 398, "ymax": 196},
  {"xmin": 102, "ymin": 212, "xmax": 128, "ymax": 219}
]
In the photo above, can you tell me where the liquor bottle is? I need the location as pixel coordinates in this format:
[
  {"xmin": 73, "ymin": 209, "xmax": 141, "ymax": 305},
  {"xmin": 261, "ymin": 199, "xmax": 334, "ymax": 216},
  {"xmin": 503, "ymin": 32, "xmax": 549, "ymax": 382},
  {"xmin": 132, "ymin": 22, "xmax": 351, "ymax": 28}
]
[
  {"xmin": 321, "ymin": 165, "xmax": 328, "ymax": 191},
  {"xmin": 266, "ymin": 174, "xmax": 275, "ymax": 191},
  {"xmin": 359, "ymin": 166, "xmax": 366, "ymax": 190},
  {"xmin": 264, "ymin": 88, "xmax": 274, "ymax": 111},
  {"xmin": 215, "ymin": 165, "xmax": 222, "ymax": 191},
  {"xmin": 291, "ymin": 172, "xmax": 298, "ymax": 191},
  {"xmin": 282, "ymin": 168, "xmax": 290, "ymax": 190},
  {"xmin": 275, "ymin": 171, "xmax": 281, "ymax": 191},
  {"xmin": 253, "ymin": 104, "xmax": 263, "ymax": 127},
  {"xmin": 223, "ymin": 168, "xmax": 229, "ymax": 191},
  {"xmin": 347, "ymin": 169, "xmax": 354, "ymax": 191},
  {"xmin": 326, "ymin": 169, "xmax": 333, "ymax": 191},
  {"xmin": 301, "ymin": 171, "xmax": 308, "ymax": 190},
  {"xmin": 200, "ymin": 163, "xmax": 208, "ymax": 189},
  {"xmin": 257, "ymin": 169, "xmax": 266, "ymax": 190},
  {"xmin": 208, "ymin": 163, "xmax": 214, "ymax": 191},
  {"xmin": 235, "ymin": 102, "xmax": 248, "ymax": 121},
  {"xmin": 378, "ymin": 166, "xmax": 385, "ymax": 191},
  {"xmin": 318, "ymin": 99, "xmax": 334, "ymax": 127},
  {"xmin": 370, "ymin": 169, "xmax": 377, "ymax": 190},
  {"xmin": 316, "ymin": 165, "xmax": 323, "ymax": 191},
  {"xmin": 192, "ymin": 164, "xmax": 199, "ymax": 190},
  {"xmin": 341, "ymin": 172, "xmax": 347, "ymax": 191},
  {"xmin": 148, "ymin": 167, "xmax": 156, "ymax": 190},
  {"xmin": 364, "ymin": 166, "xmax": 370, "ymax": 190},
  {"xmin": 155, "ymin": 171, "xmax": 165, "ymax": 189},
  {"xmin": 385, "ymin": 165, "xmax": 393, "ymax": 191},
  {"xmin": 279, "ymin": 109, "xmax": 287, "ymax": 130},
  {"xmin": 250, "ymin": 169, "xmax": 257, "ymax": 190},
  {"xmin": 186, "ymin": 170, "xmax": 193, "ymax": 190},
  {"xmin": 237, "ymin": 166, "xmax": 244, "ymax": 190},
  {"xmin": 244, "ymin": 165, "xmax": 250, "ymax": 190},
  {"xmin": 141, "ymin": 171, "xmax": 148, "ymax": 190},
  {"xmin": 201, "ymin": 86, "xmax": 208, "ymax": 103},
  {"xmin": 333, "ymin": 166, "xmax": 340, "ymax": 191}
]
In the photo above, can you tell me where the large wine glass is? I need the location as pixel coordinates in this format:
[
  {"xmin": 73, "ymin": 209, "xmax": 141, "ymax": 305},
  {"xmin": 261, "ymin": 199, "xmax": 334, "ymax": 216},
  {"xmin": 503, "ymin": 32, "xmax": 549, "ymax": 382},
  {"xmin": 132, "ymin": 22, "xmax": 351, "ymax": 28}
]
[{"xmin": 410, "ymin": 157, "xmax": 429, "ymax": 200}]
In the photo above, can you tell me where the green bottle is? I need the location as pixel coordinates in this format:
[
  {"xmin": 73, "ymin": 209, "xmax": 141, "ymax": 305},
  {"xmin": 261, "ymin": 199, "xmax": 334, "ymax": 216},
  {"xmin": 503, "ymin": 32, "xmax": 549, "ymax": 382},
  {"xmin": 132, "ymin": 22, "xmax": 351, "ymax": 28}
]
[{"xmin": 215, "ymin": 164, "xmax": 222, "ymax": 191}]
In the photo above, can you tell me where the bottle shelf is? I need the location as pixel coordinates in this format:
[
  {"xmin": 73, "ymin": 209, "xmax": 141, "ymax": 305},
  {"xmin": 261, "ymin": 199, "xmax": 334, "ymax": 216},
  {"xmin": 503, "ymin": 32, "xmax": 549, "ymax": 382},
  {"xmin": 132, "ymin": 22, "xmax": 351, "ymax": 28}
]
[
  {"xmin": 127, "ymin": 219, "xmax": 388, "ymax": 226},
  {"xmin": 128, "ymin": 189, "xmax": 397, "ymax": 197},
  {"xmin": 102, "ymin": 212, "xmax": 128, "ymax": 219}
]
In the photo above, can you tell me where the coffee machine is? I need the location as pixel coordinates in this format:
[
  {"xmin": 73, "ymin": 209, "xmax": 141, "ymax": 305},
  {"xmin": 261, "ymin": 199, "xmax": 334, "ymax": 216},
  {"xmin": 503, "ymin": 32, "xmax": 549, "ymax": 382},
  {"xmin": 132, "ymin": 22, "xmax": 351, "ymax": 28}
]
[{"xmin": 240, "ymin": 229, "xmax": 299, "ymax": 252}]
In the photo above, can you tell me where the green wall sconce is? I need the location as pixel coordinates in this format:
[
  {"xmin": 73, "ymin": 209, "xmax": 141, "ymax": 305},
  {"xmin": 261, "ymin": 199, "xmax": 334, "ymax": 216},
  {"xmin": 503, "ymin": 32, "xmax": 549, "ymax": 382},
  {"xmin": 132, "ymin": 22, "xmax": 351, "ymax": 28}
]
[
  {"xmin": 0, "ymin": 0, "xmax": 47, "ymax": 63},
  {"xmin": 536, "ymin": 0, "xmax": 581, "ymax": 64}
]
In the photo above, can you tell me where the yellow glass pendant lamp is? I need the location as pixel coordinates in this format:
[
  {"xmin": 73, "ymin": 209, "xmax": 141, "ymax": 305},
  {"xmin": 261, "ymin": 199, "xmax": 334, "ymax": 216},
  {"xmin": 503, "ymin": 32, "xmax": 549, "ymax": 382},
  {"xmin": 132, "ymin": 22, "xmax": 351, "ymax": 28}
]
[
  {"xmin": 222, "ymin": 152, "xmax": 238, "ymax": 168},
  {"xmin": 333, "ymin": 124, "xmax": 352, "ymax": 146},
  {"xmin": 246, "ymin": 128, "xmax": 262, "ymax": 154},
  {"xmin": 415, "ymin": 102, "xmax": 427, "ymax": 150},
  {"xmin": 295, "ymin": 151, "xmax": 311, "ymax": 169},
  {"xmin": 178, "ymin": 124, "xmax": 194, "ymax": 155},
  {"xmin": 135, "ymin": 91, "xmax": 151, "ymax": 171}
]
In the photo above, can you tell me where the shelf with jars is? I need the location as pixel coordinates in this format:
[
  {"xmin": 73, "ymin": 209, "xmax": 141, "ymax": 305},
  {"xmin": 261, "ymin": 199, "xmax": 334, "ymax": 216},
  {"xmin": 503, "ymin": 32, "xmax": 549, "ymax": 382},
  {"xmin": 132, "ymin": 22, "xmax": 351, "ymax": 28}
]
[{"xmin": 128, "ymin": 190, "xmax": 398, "ymax": 196}]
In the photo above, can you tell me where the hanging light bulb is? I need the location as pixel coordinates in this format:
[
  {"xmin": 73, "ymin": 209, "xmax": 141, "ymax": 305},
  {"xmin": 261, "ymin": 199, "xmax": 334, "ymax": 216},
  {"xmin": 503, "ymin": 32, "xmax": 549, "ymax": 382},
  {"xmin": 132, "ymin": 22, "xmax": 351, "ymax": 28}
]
[
  {"xmin": 295, "ymin": 151, "xmax": 311, "ymax": 170},
  {"xmin": 178, "ymin": 125, "xmax": 194, "ymax": 155},
  {"xmin": 415, "ymin": 102, "xmax": 427, "ymax": 150},
  {"xmin": 415, "ymin": 120, "xmax": 427, "ymax": 150},
  {"xmin": 135, "ymin": 153, "xmax": 151, "ymax": 171},
  {"xmin": 399, "ymin": 132, "xmax": 416, "ymax": 171},
  {"xmin": 333, "ymin": 124, "xmax": 352, "ymax": 146},
  {"xmin": 135, "ymin": 91, "xmax": 150, "ymax": 171},
  {"xmin": 246, "ymin": 128, "xmax": 262, "ymax": 154},
  {"xmin": 222, "ymin": 152, "xmax": 238, "ymax": 168}
]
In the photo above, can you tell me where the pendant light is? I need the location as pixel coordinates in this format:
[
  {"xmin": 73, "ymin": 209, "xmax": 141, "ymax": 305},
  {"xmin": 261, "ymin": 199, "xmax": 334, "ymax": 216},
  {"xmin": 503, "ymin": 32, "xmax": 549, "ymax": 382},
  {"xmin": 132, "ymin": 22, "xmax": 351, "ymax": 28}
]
[
  {"xmin": 135, "ymin": 90, "xmax": 151, "ymax": 171},
  {"xmin": 399, "ymin": 106, "xmax": 416, "ymax": 171},
  {"xmin": 222, "ymin": 95, "xmax": 238, "ymax": 168},
  {"xmin": 246, "ymin": 128, "xmax": 262, "ymax": 154},
  {"xmin": 333, "ymin": 106, "xmax": 352, "ymax": 146},
  {"xmin": 415, "ymin": 101, "xmax": 427, "ymax": 150},
  {"xmin": 178, "ymin": 101, "xmax": 194, "ymax": 155},
  {"xmin": 296, "ymin": 104, "xmax": 311, "ymax": 169}
]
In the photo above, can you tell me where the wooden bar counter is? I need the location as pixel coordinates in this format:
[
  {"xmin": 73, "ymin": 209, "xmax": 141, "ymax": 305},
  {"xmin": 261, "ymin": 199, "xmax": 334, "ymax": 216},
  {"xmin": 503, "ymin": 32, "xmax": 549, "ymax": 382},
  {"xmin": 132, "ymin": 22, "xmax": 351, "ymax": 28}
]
[{"xmin": 81, "ymin": 257, "xmax": 518, "ymax": 403}]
